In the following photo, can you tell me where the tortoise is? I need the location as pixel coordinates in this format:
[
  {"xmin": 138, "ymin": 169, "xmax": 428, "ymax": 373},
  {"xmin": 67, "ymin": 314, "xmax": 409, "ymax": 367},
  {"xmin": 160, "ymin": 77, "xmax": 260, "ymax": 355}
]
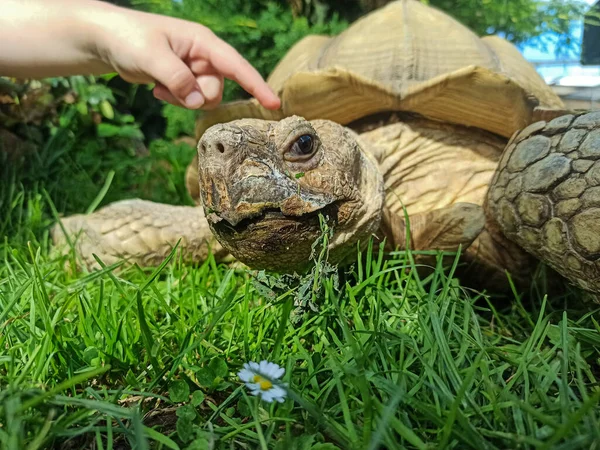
[{"xmin": 52, "ymin": 0, "xmax": 600, "ymax": 295}]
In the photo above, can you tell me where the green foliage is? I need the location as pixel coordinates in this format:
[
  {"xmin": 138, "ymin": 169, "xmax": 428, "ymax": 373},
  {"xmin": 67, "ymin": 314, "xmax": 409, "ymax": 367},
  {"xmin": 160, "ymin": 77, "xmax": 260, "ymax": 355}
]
[
  {"xmin": 163, "ymin": 103, "xmax": 198, "ymax": 140},
  {"xmin": 170, "ymin": 380, "xmax": 191, "ymax": 403},
  {"xmin": 0, "ymin": 75, "xmax": 199, "ymax": 249},
  {"xmin": 426, "ymin": 0, "xmax": 589, "ymax": 55},
  {"xmin": 191, "ymin": 390, "xmax": 205, "ymax": 407}
]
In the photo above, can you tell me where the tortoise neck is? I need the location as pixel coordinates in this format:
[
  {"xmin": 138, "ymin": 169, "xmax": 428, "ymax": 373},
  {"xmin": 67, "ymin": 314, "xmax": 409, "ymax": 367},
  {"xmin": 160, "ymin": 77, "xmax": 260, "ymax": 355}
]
[
  {"xmin": 376, "ymin": 205, "xmax": 406, "ymax": 251},
  {"xmin": 346, "ymin": 111, "xmax": 424, "ymax": 134}
]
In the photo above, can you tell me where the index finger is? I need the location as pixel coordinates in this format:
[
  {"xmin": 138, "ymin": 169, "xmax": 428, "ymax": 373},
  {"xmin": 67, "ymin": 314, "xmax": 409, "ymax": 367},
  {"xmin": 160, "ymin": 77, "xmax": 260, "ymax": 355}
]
[{"xmin": 193, "ymin": 34, "xmax": 281, "ymax": 110}]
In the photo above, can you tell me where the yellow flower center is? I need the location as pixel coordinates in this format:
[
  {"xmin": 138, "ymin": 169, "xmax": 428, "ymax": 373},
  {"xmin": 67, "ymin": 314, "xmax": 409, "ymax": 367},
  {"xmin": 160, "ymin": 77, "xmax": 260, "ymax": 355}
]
[{"xmin": 253, "ymin": 375, "xmax": 273, "ymax": 390}]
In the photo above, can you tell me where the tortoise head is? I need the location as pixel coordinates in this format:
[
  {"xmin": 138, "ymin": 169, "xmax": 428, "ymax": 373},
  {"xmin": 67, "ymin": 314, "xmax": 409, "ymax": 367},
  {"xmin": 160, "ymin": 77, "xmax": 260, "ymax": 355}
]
[{"xmin": 197, "ymin": 115, "xmax": 384, "ymax": 272}]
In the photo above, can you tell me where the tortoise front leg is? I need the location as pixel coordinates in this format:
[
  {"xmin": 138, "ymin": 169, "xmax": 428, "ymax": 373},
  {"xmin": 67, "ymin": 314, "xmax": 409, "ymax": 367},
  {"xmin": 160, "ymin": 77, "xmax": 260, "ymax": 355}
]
[
  {"xmin": 379, "ymin": 202, "xmax": 539, "ymax": 291},
  {"xmin": 52, "ymin": 199, "xmax": 228, "ymax": 270},
  {"xmin": 379, "ymin": 202, "xmax": 485, "ymax": 261},
  {"xmin": 487, "ymin": 111, "xmax": 600, "ymax": 294}
]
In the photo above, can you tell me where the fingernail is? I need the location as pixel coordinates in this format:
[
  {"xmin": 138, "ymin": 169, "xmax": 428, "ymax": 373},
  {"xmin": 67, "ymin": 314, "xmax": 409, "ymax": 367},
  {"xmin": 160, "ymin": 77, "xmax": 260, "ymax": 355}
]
[{"xmin": 185, "ymin": 91, "xmax": 204, "ymax": 109}]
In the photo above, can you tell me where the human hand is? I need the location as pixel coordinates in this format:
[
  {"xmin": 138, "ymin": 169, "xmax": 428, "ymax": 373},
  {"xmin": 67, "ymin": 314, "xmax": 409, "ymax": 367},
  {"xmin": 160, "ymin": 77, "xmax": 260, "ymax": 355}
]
[
  {"xmin": 0, "ymin": 0, "xmax": 281, "ymax": 111},
  {"xmin": 90, "ymin": 4, "xmax": 281, "ymax": 110}
]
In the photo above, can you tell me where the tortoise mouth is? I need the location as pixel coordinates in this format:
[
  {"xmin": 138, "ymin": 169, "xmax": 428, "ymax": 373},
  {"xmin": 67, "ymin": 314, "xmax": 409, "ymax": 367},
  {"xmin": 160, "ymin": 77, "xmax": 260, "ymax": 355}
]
[
  {"xmin": 206, "ymin": 201, "xmax": 341, "ymax": 273},
  {"xmin": 211, "ymin": 201, "xmax": 340, "ymax": 235}
]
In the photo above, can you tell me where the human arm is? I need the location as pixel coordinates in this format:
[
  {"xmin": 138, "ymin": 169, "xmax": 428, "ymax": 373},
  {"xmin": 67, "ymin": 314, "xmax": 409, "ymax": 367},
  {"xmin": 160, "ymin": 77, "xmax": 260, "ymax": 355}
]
[{"xmin": 0, "ymin": 0, "xmax": 281, "ymax": 110}]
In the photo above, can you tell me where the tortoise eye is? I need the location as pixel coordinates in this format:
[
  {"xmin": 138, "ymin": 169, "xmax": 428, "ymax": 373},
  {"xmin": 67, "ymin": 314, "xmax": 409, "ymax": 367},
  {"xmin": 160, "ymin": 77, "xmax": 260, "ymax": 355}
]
[
  {"xmin": 284, "ymin": 133, "xmax": 319, "ymax": 164},
  {"xmin": 291, "ymin": 135, "xmax": 314, "ymax": 156}
]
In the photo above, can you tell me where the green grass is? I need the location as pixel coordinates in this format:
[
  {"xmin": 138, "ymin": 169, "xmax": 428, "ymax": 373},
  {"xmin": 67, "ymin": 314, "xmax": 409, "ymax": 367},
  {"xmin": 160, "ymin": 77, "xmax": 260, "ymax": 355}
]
[
  {"xmin": 2, "ymin": 199, "xmax": 600, "ymax": 449},
  {"xmin": 2, "ymin": 101, "xmax": 600, "ymax": 449}
]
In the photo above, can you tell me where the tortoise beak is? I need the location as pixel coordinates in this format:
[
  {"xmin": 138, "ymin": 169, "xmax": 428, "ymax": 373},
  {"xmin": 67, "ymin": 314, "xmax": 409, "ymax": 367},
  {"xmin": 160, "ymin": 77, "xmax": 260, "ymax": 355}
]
[{"xmin": 200, "ymin": 157, "xmax": 335, "ymax": 227}]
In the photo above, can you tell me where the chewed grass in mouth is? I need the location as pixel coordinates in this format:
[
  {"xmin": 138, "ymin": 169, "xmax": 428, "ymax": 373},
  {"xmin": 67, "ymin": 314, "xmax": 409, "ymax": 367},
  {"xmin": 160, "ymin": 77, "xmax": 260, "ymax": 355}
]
[{"xmin": 212, "ymin": 202, "xmax": 341, "ymax": 235}]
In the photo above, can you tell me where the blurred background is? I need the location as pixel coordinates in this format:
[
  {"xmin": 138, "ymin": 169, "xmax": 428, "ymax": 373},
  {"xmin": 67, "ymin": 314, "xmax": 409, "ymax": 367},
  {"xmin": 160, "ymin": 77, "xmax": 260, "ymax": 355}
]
[
  {"xmin": 1, "ymin": 0, "xmax": 598, "ymax": 248},
  {"xmin": 524, "ymin": 0, "xmax": 600, "ymax": 109}
]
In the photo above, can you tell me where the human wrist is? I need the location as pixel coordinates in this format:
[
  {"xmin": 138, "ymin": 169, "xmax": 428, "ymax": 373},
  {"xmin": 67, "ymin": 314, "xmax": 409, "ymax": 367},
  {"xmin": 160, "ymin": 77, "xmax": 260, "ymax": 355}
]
[
  {"xmin": 0, "ymin": 0, "xmax": 121, "ymax": 77},
  {"xmin": 70, "ymin": 0, "xmax": 127, "ymax": 73}
]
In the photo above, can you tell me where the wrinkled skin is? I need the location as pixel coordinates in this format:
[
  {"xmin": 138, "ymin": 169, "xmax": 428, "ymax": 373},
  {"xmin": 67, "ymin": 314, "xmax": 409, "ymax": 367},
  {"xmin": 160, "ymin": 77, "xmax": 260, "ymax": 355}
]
[{"xmin": 196, "ymin": 116, "xmax": 384, "ymax": 272}]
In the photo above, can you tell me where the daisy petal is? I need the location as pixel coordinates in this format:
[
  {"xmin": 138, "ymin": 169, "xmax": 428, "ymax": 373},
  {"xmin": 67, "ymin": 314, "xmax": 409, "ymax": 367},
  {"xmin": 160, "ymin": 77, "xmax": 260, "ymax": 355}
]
[
  {"xmin": 272, "ymin": 367, "xmax": 285, "ymax": 379},
  {"xmin": 246, "ymin": 382, "xmax": 260, "ymax": 391},
  {"xmin": 265, "ymin": 362, "xmax": 277, "ymax": 374},
  {"xmin": 268, "ymin": 385, "xmax": 286, "ymax": 399},
  {"xmin": 259, "ymin": 360, "xmax": 270, "ymax": 374},
  {"xmin": 238, "ymin": 369, "xmax": 254, "ymax": 382},
  {"xmin": 260, "ymin": 390, "xmax": 276, "ymax": 403}
]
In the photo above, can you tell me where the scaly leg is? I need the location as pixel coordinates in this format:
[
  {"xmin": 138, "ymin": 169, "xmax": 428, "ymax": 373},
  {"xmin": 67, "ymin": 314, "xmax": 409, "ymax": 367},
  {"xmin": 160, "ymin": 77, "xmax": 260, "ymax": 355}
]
[
  {"xmin": 52, "ymin": 199, "xmax": 227, "ymax": 269},
  {"xmin": 379, "ymin": 202, "xmax": 485, "ymax": 260},
  {"xmin": 380, "ymin": 202, "xmax": 537, "ymax": 291}
]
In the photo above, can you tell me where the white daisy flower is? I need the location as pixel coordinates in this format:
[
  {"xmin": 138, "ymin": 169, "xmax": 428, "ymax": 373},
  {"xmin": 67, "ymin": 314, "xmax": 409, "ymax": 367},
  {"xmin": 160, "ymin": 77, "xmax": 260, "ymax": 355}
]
[{"xmin": 237, "ymin": 360, "xmax": 287, "ymax": 403}]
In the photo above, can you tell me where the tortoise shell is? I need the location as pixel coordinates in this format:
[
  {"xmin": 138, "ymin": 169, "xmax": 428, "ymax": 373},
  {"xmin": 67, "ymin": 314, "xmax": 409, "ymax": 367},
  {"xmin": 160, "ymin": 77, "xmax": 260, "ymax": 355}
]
[{"xmin": 195, "ymin": 0, "xmax": 563, "ymax": 140}]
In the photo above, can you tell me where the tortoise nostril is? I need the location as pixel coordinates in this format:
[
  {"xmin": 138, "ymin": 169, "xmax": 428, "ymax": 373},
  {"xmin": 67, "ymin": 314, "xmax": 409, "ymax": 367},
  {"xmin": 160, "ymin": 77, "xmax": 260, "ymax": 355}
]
[
  {"xmin": 217, "ymin": 143, "xmax": 225, "ymax": 154},
  {"xmin": 201, "ymin": 143, "xmax": 207, "ymax": 153}
]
